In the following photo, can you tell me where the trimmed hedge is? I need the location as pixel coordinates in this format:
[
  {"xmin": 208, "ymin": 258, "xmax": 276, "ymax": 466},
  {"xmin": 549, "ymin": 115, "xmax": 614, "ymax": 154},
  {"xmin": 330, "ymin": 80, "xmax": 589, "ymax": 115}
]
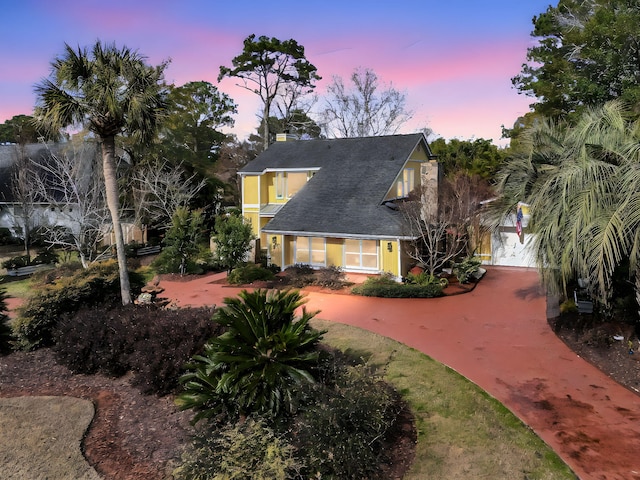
[
  {"xmin": 12, "ymin": 260, "xmax": 145, "ymax": 350},
  {"xmin": 227, "ymin": 263, "xmax": 275, "ymax": 284},
  {"xmin": 352, "ymin": 275, "xmax": 444, "ymax": 298},
  {"xmin": 53, "ymin": 304, "xmax": 221, "ymax": 395}
]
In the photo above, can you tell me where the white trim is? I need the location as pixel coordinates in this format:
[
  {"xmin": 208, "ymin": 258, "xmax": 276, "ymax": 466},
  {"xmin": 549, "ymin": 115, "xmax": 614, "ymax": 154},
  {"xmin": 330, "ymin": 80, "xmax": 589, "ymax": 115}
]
[
  {"xmin": 343, "ymin": 238, "xmax": 379, "ymax": 271},
  {"xmin": 262, "ymin": 229, "xmax": 417, "ymax": 241}
]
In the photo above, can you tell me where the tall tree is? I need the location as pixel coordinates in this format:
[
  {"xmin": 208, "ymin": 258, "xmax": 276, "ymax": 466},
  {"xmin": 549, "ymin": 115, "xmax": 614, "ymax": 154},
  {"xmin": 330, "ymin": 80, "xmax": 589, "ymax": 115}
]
[
  {"xmin": 161, "ymin": 81, "xmax": 237, "ymax": 168},
  {"xmin": 34, "ymin": 41, "xmax": 169, "ymax": 305},
  {"xmin": 513, "ymin": 0, "xmax": 640, "ymax": 120},
  {"xmin": 0, "ymin": 115, "xmax": 43, "ymax": 144},
  {"xmin": 429, "ymin": 137, "xmax": 505, "ymax": 179},
  {"xmin": 219, "ymin": 35, "xmax": 320, "ymax": 151},
  {"xmin": 321, "ymin": 67, "xmax": 412, "ymax": 138}
]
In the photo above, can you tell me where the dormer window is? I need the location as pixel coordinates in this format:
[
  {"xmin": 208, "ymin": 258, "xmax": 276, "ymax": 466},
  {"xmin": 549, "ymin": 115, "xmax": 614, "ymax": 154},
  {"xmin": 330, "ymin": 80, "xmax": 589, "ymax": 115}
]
[{"xmin": 397, "ymin": 168, "xmax": 414, "ymax": 197}]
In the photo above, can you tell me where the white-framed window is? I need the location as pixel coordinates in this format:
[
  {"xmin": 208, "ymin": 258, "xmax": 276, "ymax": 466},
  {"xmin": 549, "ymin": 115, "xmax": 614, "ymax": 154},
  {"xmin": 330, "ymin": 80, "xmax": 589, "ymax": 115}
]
[
  {"xmin": 295, "ymin": 236, "xmax": 326, "ymax": 266},
  {"xmin": 396, "ymin": 168, "xmax": 415, "ymax": 197},
  {"xmin": 275, "ymin": 172, "xmax": 285, "ymax": 199},
  {"xmin": 344, "ymin": 239, "xmax": 378, "ymax": 270}
]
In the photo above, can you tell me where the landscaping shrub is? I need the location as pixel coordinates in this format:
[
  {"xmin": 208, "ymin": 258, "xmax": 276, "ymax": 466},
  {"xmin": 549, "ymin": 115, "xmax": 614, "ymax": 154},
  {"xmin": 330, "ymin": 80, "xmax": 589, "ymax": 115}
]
[
  {"xmin": 174, "ymin": 418, "xmax": 303, "ymax": 480},
  {"xmin": 453, "ymin": 256, "xmax": 482, "ymax": 283},
  {"xmin": 53, "ymin": 304, "xmax": 219, "ymax": 395},
  {"xmin": 227, "ymin": 263, "xmax": 275, "ymax": 284},
  {"xmin": 177, "ymin": 289, "xmax": 325, "ymax": 422},
  {"xmin": 311, "ymin": 265, "xmax": 346, "ymax": 289},
  {"xmin": 284, "ymin": 263, "xmax": 315, "ymax": 287},
  {"xmin": 353, "ymin": 274, "xmax": 444, "ymax": 298},
  {"xmin": 290, "ymin": 364, "xmax": 403, "ymax": 479},
  {"xmin": 1, "ymin": 255, "xmax": 30, "ymax": 270},
  {"xmin": 12, "ymin": 260, "xmax": 145, "ymax": 350},
  {"xmin": 405, "ymin": 271, "xmax": 449, "ymax": 288}
]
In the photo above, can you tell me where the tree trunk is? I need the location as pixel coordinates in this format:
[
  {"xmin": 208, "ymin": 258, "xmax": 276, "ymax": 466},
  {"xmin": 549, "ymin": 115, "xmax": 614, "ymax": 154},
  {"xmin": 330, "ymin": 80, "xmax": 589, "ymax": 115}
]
[
  {"xmin": 101, "ymin": 136, "xmax": 132, "ymax": 305},
  {"xmin": 262, "ymin": 103, "xmax": 270, "ymax": 152}
]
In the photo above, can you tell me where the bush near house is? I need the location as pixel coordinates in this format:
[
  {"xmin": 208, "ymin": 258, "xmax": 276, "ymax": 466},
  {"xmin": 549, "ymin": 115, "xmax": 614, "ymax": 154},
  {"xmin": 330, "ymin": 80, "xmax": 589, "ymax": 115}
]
[
  {"xmin": 12, "ymin": 260, "xmax": 145, "ymax": 350},
  {"xmin": 353, "ymin": 273, "xmax": 445, "ymax": 298},
  {"xmin": 175, "ymin": 289, "xmax": 408, "ymax": 479},
  {"xmin": 227, "ymin": 263, "xmax": 275, "ymax": 284},
  {"xmin": 453, "ymin": 256, "xmax": 482, "ymax": 283}
]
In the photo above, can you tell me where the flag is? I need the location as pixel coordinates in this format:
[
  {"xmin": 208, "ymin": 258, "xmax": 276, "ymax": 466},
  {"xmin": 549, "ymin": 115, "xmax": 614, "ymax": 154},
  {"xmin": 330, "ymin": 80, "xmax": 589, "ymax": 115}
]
[{"xmin": 516, "ymin": 206, "xmax": 523, "ymax": 236}]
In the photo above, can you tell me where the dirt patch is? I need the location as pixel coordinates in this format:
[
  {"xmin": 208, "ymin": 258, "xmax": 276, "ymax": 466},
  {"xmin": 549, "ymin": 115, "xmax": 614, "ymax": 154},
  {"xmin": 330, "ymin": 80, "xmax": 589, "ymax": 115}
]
[{"xmin": 551, "ymin": 314, "xmax": 640, "ymax": 395}]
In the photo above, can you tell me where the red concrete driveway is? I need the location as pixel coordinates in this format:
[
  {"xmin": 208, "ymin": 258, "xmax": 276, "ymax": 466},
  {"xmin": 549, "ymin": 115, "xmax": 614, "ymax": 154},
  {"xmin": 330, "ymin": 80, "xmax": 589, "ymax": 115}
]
[{"xmin": 158, "ymin": 266, "xmax": 640, "ymax": 480}]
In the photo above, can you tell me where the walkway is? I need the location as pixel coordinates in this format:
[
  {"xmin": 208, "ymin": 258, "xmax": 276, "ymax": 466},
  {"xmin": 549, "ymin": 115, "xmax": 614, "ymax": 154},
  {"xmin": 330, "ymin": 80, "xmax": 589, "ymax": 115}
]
[{"xmin": 157, "ymin": 266, "xmax": 640, "ymax": 480}]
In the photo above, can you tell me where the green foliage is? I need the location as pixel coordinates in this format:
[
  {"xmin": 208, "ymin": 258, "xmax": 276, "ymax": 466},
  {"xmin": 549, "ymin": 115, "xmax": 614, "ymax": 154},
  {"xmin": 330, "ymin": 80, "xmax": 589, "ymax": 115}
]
[
  {"xmin": 213, "ymin": 214, "xmax": 255, "ymax": 272},
  {"xmin": 353, "ymin": 274, "xmax": 445, "ymax": 298},
  {"xmin": 177, "ymin": 289, "xmax": 324, "ymax": 421},
  {"xmin": 161, "ymin": 81, "xmax": 237, "ymax": 167},
  {"xmin": 494, "ymin": 101, "xmax": 640, "ymax": 302},
  {"xmin": 12, "ymin": 260, "xmax": 144, "ymax": 350},
  {"xmin": 291, "ymin": 364, "xmax": 403, "ymax": 479},
  {"xmin": 53, "ymin": 304, "xmax": 220, "ymax": 395},
  {"xmin": 283, "ymin": 264, "xmax": 347, "ymax": 290},
  {"xmin": 453, "ymin": 256, "xmax": 482, "ymax": 284},
  {"xmin": 405, "ymin": 271, "xmax": 449, "ymax": 288},
  {"xmin": 2, "ymin": 255, "xmax": 30, "ymax": 270},
  {"xmin": 0, "ymin": 289, "xmax": 13, "ymax": 355},
  {"xmin": 513, "ymin": 0, "xmax": 640, "ymax": 120},
  {"xmin": 2, "ymin": 248, "xmax": 59, "ymax": 269},
  {"xmin": 153, "ymin": 207, "xmax": 205, "ymax": 274},
  {"xmin": 429, "ymin": 137, "xmax": 505, "ymax": 179},
  {"xmin": 227, "ymin": 263, "xmax": 275, "ymax": 284},
  {"xmin": 219, "ymin": 34, "xmax": 320, "ymax": 150},
  {"xmin": 0, "ymin": 115, "xmax": 45, "ymax": 144},
  {"xmin": 174, "ymin": 418, "xmax": 303, "ymax": 480}
]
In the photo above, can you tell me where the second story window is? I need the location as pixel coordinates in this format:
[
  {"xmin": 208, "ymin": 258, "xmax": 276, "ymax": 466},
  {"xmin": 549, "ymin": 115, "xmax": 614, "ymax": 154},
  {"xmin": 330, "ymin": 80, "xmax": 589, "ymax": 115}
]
[
  {"xmin": 275, "ymin": 172, "xmax": 285, "ymax": 199},
  {"xmin": 396, "ymin": 168, "xmax": 415, "ymax": 198}
]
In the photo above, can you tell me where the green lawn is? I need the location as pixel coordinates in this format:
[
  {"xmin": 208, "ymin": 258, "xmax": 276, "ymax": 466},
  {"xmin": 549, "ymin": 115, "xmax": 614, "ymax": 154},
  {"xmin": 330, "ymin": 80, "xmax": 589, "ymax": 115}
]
[{"xmin": 314, "ymin": 319, "xmax": 576, "ymax": 480}]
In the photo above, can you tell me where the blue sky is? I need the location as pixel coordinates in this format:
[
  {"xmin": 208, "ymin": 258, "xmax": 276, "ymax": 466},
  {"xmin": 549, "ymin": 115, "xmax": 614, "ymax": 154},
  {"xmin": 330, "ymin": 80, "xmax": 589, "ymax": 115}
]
[{"xmin": 0, "ymin": 0, "xmax": 553, "ymax": 145}]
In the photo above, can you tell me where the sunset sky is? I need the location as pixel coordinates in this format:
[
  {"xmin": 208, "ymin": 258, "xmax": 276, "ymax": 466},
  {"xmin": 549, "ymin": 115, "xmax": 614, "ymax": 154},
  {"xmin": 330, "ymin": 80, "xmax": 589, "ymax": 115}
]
[{"xmin": 0, "ymin": 0, "xmax": 553, "ymax": 146}]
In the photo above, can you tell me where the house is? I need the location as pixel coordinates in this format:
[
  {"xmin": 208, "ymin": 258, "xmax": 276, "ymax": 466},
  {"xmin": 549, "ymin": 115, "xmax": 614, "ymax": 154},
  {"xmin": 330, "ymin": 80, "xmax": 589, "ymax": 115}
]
[
  {"xmin": 0, "ymin": 142, "xmax": 144, "ymax": 247},
  {"xmin": 238, "ymin": 133, "xmax": 439, "ymax": 279}
]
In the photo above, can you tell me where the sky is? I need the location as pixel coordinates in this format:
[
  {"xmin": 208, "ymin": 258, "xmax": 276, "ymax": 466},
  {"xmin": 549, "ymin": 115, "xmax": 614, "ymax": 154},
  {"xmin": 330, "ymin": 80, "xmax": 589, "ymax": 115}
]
[{"xmin": 0, "ymin": 0, "xmax": 553, "ymax": 146}]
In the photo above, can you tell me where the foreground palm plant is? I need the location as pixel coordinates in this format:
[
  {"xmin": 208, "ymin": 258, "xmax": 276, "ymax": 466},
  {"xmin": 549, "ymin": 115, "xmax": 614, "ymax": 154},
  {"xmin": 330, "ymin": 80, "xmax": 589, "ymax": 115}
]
[{"xmin": 177, "ymin": 289, "xmax": 324, "ymax": 422}]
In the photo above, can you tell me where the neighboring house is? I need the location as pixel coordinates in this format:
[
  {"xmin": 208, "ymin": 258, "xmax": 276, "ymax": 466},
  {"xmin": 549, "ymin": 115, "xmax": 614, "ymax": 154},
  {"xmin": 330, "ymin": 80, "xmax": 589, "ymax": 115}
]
[
  {"xmin": 238, "ymin": 133, "xmax": 439, "ymax": 279},
  {"xmin": 0, "ymin": 142, "xmax": 144, "ymax": 247},
  {"xmin": 475, "ymin": 202, "xmax": 537, "ymax": 268}
]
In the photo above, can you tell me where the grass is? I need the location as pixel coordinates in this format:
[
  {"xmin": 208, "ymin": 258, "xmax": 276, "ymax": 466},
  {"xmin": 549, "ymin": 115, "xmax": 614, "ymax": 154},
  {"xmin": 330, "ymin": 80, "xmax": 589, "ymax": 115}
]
[{"xmin": 313, "ymin": 319, "xmax": 576, "ymax": 480}]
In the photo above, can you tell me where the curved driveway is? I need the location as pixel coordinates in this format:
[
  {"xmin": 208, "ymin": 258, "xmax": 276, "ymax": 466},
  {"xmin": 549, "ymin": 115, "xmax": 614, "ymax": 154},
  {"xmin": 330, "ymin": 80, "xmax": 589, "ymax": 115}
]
[{"xmin": 158, "ymin": 266, "xmax": 640, "ymax": 480}]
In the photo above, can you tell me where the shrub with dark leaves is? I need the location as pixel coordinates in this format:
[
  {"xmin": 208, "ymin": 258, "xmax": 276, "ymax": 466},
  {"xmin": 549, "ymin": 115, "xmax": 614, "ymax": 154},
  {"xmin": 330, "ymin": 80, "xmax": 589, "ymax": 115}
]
[
  {"xmin": 12, "ymin": 260, "xmax": 145, "ymax": 350},
  {"xmin": 53, "ymin": 304, "xmax": 220, "ymax": 395},
  {"xmin": 289, "ymin": 364, "xmax": 404, "ymax": 480}
]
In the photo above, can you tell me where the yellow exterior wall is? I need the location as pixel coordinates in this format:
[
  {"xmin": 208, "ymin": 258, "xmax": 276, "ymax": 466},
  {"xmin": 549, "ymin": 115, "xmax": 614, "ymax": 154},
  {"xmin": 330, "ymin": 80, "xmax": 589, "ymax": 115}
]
[
  {"xmin": 380, "ymin": 240, "xmax": 399, "ymax": 276},
  {"xmin": 242, "ymin": 212, "xmax": 260, "ymax": 238},
  {"xmin": 243, "ymin": 175, "xmax": 260, "ymax": 205},
  {"xmin": 325, "ymin": 238, "xmax": 343, "ymax": 267},
  {"xmin": 409, "ymin": 142, "xmax": 429, "ymax": 161},
  {"xmin": 284, "ymin": 236, "xmax": 294, "ymax": 266}
]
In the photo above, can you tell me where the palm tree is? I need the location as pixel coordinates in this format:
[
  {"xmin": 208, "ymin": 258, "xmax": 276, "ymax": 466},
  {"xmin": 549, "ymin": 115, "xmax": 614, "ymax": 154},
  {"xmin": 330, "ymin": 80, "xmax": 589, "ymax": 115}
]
[
  {"xmin": 34, "ymin": 41, "xmax": 168, "ymax": 304},
  {"xmin": 177, "ymin": 289, "xmax": 325, "ymax": 422},
  {"xmin": 494, "ymin": 100, "xmax": 640, "ymax": 307}
]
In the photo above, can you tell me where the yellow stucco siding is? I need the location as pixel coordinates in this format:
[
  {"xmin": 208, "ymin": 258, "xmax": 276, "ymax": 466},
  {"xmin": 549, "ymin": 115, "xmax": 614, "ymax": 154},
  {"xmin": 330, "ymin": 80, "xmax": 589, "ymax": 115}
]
[
  {"xmin": 409, "ymin": 142, "xmax": 429, "ymax": 161},
  {"xmin": 380, "ymin": 240, "xmax": 399, "ymax": 277},
  {"xmin": 244, "ymin": 212, "xmax": 260, "ymax": 238},
  {"xmin": 242, "ymin": 175, "xmax": 259, "ymax": 205},
  {"xmin": 284, "ymin": 236, "xmax": 294, "ymax": 266},
  {"xmin": 325, "ymin": 238, "xmax": 343, "ymax": 267}
]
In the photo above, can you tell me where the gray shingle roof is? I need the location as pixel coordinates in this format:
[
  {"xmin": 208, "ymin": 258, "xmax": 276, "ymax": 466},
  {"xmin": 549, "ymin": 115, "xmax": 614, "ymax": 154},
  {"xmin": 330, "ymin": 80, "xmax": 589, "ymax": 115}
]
[{"xmin": 241, "ymin": 134, "xmax": 428, "ymax": 238}]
